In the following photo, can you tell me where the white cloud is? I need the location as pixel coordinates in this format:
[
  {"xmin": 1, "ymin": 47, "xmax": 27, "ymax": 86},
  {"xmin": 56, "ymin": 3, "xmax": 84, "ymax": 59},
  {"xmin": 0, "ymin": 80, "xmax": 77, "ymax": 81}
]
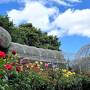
[
  {"xmin": 7, "ymin": 0, "xmax": 90, "ymax": 38},
  {"xmin": 53, "ymin": 9, "xmax": 90, "ymax": 37},
  {"xmin": 7, "ymin": 1, "xmax": 59, "ymax": 31}
]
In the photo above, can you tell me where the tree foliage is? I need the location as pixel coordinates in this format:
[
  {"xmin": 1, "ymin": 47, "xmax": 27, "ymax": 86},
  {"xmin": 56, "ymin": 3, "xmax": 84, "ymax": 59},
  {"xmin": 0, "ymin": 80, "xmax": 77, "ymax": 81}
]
[
  {"xmin": 0, "ymin": 15, "xmax": 14, "ymax": 33},
  {"xmin": 0, "ymin": 15, "xmax": 60, "ymax": 50}
]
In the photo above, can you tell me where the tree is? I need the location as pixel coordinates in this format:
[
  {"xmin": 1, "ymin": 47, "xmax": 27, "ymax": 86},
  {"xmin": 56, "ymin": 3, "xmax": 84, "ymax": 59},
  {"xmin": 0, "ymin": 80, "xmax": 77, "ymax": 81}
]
[
  {"xmin": 0, "ymin": 15, "xmax": 14, "ymax": 33},
  {"xmin": 17, "ymin": 23, "xmax": 61, "ymax": 50},
  {"xmin": 0, "ymin": 15, "xmax": 61, "ymax": 51}
]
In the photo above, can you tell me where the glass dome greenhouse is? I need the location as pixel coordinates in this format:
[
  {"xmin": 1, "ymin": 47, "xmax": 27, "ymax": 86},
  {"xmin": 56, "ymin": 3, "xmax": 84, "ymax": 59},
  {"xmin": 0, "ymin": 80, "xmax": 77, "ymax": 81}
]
[
  {"xmin": 9, "ymin": 42, "xmax": 66, "ymax": 68},
  {"xmin": 73, "ymin": 44, "xmax": 90, "ymax": 73}
]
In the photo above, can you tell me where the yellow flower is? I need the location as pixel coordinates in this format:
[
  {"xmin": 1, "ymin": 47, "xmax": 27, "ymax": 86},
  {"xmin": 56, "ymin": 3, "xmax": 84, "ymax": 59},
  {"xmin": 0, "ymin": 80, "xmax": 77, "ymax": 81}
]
[
  {"xmin": 40, "ymin": 61, "xmax": 43, "ymax": 65},
  {"xmin": 67, "ymin": 71, "xmax": 72, "ymax": 75},
  {"xmin": 72, "ymin": 72, "xmax": 75, "ymax": 75},
  {"xmin": 35, "ymin": 61, "xmax": 39, "ymax": 64},
  {"xmin": 64, "ymin": 74, "xmax": 69, "ymax": 77},
  {"xmin": 62, "ymin": 69, "xmax": 67, "ymax": 73},
  {"xmin": 40, "ymin": 69, "xmax": 43, "ymax": 71}
]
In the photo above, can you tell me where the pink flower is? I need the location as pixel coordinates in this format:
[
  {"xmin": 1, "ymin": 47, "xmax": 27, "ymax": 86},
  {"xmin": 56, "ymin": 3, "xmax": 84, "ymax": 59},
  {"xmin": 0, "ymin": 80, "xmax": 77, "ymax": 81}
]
[{"xmin": 45, "ymin": 63, "xmax": 49, "ymax": 68}]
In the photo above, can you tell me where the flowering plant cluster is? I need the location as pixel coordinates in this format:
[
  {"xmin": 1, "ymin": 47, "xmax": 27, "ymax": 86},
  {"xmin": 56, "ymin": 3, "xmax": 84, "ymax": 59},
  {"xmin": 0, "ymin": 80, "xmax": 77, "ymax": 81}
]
[
  {"xmin": 0, "ymin": 50, "xmax": 50, "ymax": 80},
  {"xmin": 24, "ymin": 61, "xmax": 49, "ymax": 72},
  {"xmin": 0, "ymin": 50, "xmax": 90, "ymax": 90},
  {"xmin": 62, "ymin": 69, "xmax": 75, "ymax": 77},
  {"xmin": 0, "ymin": 50, "xmax": 22, "ymax": 80}
]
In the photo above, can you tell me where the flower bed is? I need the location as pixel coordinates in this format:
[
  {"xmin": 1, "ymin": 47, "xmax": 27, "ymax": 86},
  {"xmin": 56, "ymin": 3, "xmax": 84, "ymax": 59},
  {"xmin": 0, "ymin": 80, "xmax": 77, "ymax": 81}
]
[{"xmin": 0, "ymin": 50, "xmax": 90, "ymax": 90}]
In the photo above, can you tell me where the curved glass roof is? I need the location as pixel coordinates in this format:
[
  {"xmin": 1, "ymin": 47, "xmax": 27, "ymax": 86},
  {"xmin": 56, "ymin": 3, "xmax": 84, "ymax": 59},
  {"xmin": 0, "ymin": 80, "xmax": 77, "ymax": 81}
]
[
  {"xmin": 9, "ymin": 42, "xmax": 66, "ymax": 63},
  {"xmin": 75, "ymin": 44, "xmax": 90, "ymax": 59}
]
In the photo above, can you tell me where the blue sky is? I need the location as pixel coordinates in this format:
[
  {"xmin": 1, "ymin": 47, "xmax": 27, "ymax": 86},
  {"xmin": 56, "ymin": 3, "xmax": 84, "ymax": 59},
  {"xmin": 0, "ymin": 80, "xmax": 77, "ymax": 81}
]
[{"xmin": 0, "ymin": 0, "xmax": 90, "ymax": 54}]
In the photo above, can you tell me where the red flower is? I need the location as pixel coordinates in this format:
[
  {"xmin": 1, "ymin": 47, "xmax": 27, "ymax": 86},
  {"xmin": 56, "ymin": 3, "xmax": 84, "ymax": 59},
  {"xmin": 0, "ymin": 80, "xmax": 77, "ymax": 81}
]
[
  {"xmin": 0, "ymin": 51, "xmax": 6, "ymax": 58},
  {"xmin": 16, "ymin": 66, "xmax": 21, "ymax": 72},
  {"xmin": 12, "ymin": 50, "xmax": 16, "ymax": 55},
  {"xmin": 4, "ymin": 64, "xmax": 13, "ymax": 70},
  {"xmin": 0, "ymin": 75, "xmax": 3, "ymax": 78}
]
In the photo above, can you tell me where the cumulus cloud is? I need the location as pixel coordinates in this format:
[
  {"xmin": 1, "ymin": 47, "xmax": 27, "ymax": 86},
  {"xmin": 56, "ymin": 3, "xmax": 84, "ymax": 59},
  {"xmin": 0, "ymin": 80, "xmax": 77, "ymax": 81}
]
[
  {"xmin": 7, "ymin": 1, "xmax": 59, "ymax": 31},
  {"xmin": 52, "ymin": 9, "xmax": 90, "ymax": 37},
  {"xmin": 7, "ymin": 0, "xmax": 90, "ymax": 38}
]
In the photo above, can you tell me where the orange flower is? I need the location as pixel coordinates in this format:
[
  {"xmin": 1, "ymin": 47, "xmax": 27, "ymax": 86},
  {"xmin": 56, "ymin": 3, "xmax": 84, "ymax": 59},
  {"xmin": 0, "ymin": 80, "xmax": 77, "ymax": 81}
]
[
  {"xmin": 16, "ymin": 66, "xmax": 23, "ymax": 72},
  {"xmin": 27, "ymin": 63, "xmax": 33, "ymax": 68},
  {"xmin": 34, "ymin": 64, "xmax": 38, "ymax": 67},
  {"xmin": 33, "ymin": 67, "xmax": 40, "ymax": 72}
]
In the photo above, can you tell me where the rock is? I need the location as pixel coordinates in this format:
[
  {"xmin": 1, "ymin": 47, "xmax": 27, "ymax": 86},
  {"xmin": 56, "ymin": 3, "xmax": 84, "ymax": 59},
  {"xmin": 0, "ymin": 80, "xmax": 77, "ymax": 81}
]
[{"xmin": 0, "ymin": 27, "xmax": 11, "ymax": 48}]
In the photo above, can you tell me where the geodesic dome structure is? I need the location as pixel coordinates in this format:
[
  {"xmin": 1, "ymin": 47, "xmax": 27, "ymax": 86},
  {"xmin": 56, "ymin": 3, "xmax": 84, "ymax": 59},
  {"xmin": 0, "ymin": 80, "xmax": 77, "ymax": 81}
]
[{"xmin": 73, "ymin": 44, "xmax": 90, "ymax": 73}]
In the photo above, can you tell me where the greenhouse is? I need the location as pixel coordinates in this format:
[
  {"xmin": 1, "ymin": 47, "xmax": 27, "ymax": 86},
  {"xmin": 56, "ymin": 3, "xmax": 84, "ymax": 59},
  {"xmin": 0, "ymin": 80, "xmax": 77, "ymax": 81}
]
[
  {"xmin": 0, "ymin": 26, "xmax": 66, "ymax": 68},
  {"xmin": 73, "ymin": 44, "xmax": 90, "ymax": 73},
  {"xmin": 9, "ymin": 42, "xmax": 66, "ymax": 68}
]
